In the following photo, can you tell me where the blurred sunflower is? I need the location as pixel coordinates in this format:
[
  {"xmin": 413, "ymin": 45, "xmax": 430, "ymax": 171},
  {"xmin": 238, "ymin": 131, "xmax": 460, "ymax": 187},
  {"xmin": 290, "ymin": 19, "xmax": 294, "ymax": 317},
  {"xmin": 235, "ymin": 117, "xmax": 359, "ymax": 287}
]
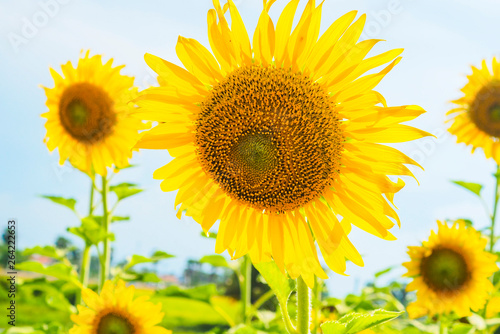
[
  {"xmin": 70, "ymin": 280, "xmax": 170, "ymax": 334},
  {"xmin": 403, "ymin": 221, "xmax": 498, "ymax": 318},
  {"xmin": 42, "ymin": 51, "xmax": 148, "ymax": 176},
  {"xmin": 448, "ymin": 58, "xmax": 500, "ymax": 162},
  {"xmin": 134, "ymin": 0, "xmax": 429, "ymax": 286},
  {"xmin": 487, "ymin": 296, "xmax": 500, "ymax": 318}
]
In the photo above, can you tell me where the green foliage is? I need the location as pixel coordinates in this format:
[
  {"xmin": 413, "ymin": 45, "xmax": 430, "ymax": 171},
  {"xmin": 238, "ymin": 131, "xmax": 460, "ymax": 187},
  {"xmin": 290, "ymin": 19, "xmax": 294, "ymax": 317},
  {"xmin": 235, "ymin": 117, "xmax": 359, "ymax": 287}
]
[
  {"xmin": 150, "ymin": 295, "xmax": 231, "ymax": 328},
  {"xmin": 20, "ymin": 281, "xmax": 74, "ymax": 313},
  {"xmin": 321, "ymin": 309, "xmax": 403, "ymax": 334},
  {"xmin": 120, "ymin": 271, "xmax": 163, "ymax": 283},
  {"xmin": 161, "ymin": 284, "xmax": 219, "ymax": 303},
  {"xmin": 16, "ymin": 262, "xmax": 81, "ymax": 287},
  {"xmin": 200, "ymin": 255, "xmax": 230, "ymax": 268},
  {"xmin": 374, "ymin": 266, "xmax": 394, "ymax": 278},
  {"xmin": 23, "ymin": 246, "xmax": 66, "ymax": 261},
  {"xmin": 201, "ymin": 231, "xmax": 218, "ymax": 239},
  {"xmin": 123, "ymin": 251, "xmax": 175, "ymax": 271},
  {"xmin": 68, "ymin": 216, "xmax": 114, "ymax": 246},
  {"xmin": 111, "ymin": 215, "xmax": 130, "ymax": 222},
  {"xmin": 110, "ymin": 182, "xmax": 143, "ymax": 201},
  {"xmin": 452, "ymin": 181, "xmax": 483, "ymax": 197},
  {"xmin": 40, "ymin": 196, "xmax": 77, "ymax": 212},
  {"xmin": 254, "ymin": 262, "xmax": 295, "ymax": 306},
  {"xmin": 449, "ymin": 323, "xmax": 476, "ymax": 334}
]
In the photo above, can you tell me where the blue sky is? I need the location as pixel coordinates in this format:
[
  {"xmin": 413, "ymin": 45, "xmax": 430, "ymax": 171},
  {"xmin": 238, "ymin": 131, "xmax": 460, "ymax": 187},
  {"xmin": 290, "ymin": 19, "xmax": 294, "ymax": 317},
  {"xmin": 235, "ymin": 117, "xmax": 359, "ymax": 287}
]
[{"xmin": 1, "ymin": 0, "xmax": 500, "ymax": 296}]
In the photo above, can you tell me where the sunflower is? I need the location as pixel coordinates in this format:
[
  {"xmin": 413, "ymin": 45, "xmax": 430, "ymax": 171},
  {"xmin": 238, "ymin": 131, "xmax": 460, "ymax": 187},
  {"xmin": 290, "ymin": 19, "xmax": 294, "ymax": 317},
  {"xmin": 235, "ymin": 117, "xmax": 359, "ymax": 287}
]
[
  {"xmin": 487, "ymin": 296, "xmax": 500, "ymax": 318},
  {"xmin": 70, "ymin": 280, "xmax": 171, "ymax": 334},
  {"xmin": 447, "ymin": 58, "xmax": 500, "ymax": 162},
  {"xmin": 133, "ymin": 0, "xmax": 429, "ymax": 286},
  {"xmin": 42, "ymin": 51, "xmax": 148, "ymax": 176},
  {"xmin": 403, "ymin": 221, "xmax": 498, "ymax": 318}
]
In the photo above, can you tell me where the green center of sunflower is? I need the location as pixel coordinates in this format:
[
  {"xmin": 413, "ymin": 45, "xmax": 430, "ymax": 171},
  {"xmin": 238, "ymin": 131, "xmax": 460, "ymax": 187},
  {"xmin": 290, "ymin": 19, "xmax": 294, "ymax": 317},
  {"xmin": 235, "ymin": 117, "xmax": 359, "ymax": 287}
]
[
  {"xmin": 470, "ymin": 83, "xmax": 500, "ymax": 137},
  {"xmin": 490, "ymin": 104, "xmax": 500, "ymax": 121},
  {"xmin": 96, "ymin": 312, "xmax": 135, "ymax": 334},
  {"xmin": 420, "ymin": 248, "xmax": 470, "ymax": 292},
  {"xmin": 59, "ymin": 82, "xmax": 116, "ymax": 144},
  {"xmin": 196, "ymin": 65, "xmax": 343, "ymax": 213},
  {"xmin": 230, "ymin": 133, "xmax": 278, "ymax": 183},
  {"xmin": 68, "ymin": 100, "xmax": 88, "ymax": 125}
]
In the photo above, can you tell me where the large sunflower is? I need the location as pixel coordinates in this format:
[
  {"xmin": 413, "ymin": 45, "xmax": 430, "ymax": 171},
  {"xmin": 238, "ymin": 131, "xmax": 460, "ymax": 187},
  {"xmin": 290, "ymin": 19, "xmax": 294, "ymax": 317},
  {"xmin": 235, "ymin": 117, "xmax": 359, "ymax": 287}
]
[
  {"xmin": 448, "ymin": 58, "xmax": 500, "ymax": 162},
  {"xmin": 42, "ymin": 51, "xmax": 148, "ymax": 176},
  {"xmin": 70, "ymin": 280, "xmax": 171, "ymax": 334},
  {"xmin": 134, "ymin": 0, "xmax": 429, "ymax": 286},
  {"xmin": 403, "ymin": 221, "xmax": 498, "ymax": 318}
]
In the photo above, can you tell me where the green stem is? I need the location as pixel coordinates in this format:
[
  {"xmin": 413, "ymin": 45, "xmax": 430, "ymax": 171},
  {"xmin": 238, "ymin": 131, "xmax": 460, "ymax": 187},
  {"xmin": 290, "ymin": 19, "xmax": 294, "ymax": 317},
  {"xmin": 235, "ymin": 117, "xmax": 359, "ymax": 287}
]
[
  {"xmin": 280, "ymin": 297, "xmax": 297, "ymax": 334},
  {"xmin": 80, "ymin": 245, "xmax": 91, "ymax": 286},
  {"xmin": 241, "ymin": 255, "xmax": 252, "ymax": 324},
  {"xmin": 439, "ymin": 320, "xmax": 447, "ymax": 334},
  {"xmin": 213, "ymin": 304, "xmax": 236, "ymax": 327},
  {"xmin": 438, "ymin": 314, "xmax": 448, "ymax": 334},
  {"xmin": 76, "ymin": 177, "xmax": 95, "ymax": 304},
  {"xmin": 100, "ymin": 176, "xmax": 110, "ymax": 289},
  {"xmin": 490, "ymin": 164, "xmax": 500, "ymax": 253},
  {"xmin": 89, "ymin": 176, "xmax": 95, "ymax": 216},
  {"xmin": 250, "ymin": 289, "xmax": 274, "ymax": 315},
  {"xmin": 312, "ymin": 276, "xmax": 321, "ymax": 334},
  {"xmin": 296, "ymin": 276, "xmax": 311, "ymax": 334}
]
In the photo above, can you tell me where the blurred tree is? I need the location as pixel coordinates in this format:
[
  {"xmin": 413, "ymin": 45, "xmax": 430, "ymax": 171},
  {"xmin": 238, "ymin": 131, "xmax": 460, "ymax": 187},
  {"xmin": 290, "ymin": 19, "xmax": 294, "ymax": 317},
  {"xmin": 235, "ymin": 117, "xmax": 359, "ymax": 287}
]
[{"xmin": 55, "ymin": 236, "xmax": 71, "ymax": 249}]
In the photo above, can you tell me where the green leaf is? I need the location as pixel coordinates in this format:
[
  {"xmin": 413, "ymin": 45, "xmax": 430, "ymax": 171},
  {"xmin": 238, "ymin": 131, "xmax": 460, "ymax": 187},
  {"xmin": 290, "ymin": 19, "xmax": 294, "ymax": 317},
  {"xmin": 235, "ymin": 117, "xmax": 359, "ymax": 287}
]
[
  {"xmin": 112, "ymin": 216, "xmax": 130, "ymax": 222},
  {"xmin": 454, "ymin": 218, "xmax": 474, "ymax": 227},
  {"xmin": 160, "ymin": 284, "xmax": 218, "ymax": 303},
  {"xmin": 23, "ymin": 281, "xmax": 74, "ymax": 313},
  {"xmin": 254, "ymin": 261, "xmax": 295, "ymax": 306},
  {"xmin": 321, "ymin": 309, "xmax": 403, "ymax": 334},
  {"xmin": 148, "ymin": 295, "xmax": 229, "ymax": 327},
  {"xmin": 16, "ymin": 261, "xmax": 81, "ymax": 287},
  {"xmin": 124, "ymin": 251, "xmax": 174, "ymax": 270},
  {"xmin": 452, "ymin": 181, "xmax": 483, "ymax": 197},
  {"xmin": 22, "ymin": 246, "xmax": 65, "ymax": 261},
  {"xmin": 114, "ymin": 164, "xmax": 137, "ymax": 171},
  {"xmin": 40, "ymin": 195, "xmax": 76, "ymax": 212},
  {"xmin": 199, "ymin": 255, "xmax": 230, "ymax": 268},
  {"xmin": 110, "ymin": 183, "xmax": 143, "ymax": 201},
  {"xmin": 210, "ymin": 295, "xmax": 240, "ymax": 327},
  {"xmin": 449, "ymin": 323, "xmax": 475, "ymax": 334},
  {"xmin": 374, "ymin": 266, "xmax": 394, "ymax": 278},
  {"xmin": 200, "ymin": 231, "xmax": 218, "ymax": 239},
  {"xmin": 122, "ymin": 271, "xmax": 162, "ymax": 283},
  {"xmin": 68, "ymin": 216, "xmax": 113, "ymax": 246},
  {"xmin": 141, "ymin": 272, "xmax": 162, "ymax": 283},
  {"xmin": 227, "ymin": 324, "xmax": 257, "ymax": 334}
]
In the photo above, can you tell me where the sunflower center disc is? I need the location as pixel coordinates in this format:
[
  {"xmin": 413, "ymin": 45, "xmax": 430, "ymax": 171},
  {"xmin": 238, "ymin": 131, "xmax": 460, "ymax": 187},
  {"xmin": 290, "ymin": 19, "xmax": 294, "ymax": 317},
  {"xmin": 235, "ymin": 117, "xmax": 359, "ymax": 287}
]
[
  {"xmin": 470, "ymin": 83, "xmax": 500, "ymax": 137},
  {"xmin": 421, "ymin": 248, "xmax": 469, "ymax": 292},
  {"xmin": 231, "ymin": 133, "xmax": 278, "ymax": 182},
  {"xmin": 196, "ymin": 65, "xmax": 343, "ymax": 213},
  {"xmin": 96, "ymin": 312, "xmax": 135, "ymax": 334},
  {"xmin": 59, "ymin": 82, "xmax": 116, "ymax": 144}
]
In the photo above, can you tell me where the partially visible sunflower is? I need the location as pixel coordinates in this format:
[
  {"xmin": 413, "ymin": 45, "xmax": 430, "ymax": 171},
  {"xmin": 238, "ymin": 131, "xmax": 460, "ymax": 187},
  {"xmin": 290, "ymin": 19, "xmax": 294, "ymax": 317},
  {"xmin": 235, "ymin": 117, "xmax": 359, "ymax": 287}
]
[
  {"xmin": 133, "ymin": 0, "xmax": 429, "ymax": 286},
  {"xmin": 403, "ymin": 221, "xmax": 498, "ymax": 318},
  {"xmin": 487, "ymin": 296, "xmax": 500, "ymax": 318},
  {"xmin": 42, "ymin": 51, "xmax": 148, "ymax": 176},
  {"xmin": 448, "ymin": 58, "xmax": 500, "ymax": 162},
  {"xmin": 70, "ymin": 280, "xmax": 171, "ymax": 334}
]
